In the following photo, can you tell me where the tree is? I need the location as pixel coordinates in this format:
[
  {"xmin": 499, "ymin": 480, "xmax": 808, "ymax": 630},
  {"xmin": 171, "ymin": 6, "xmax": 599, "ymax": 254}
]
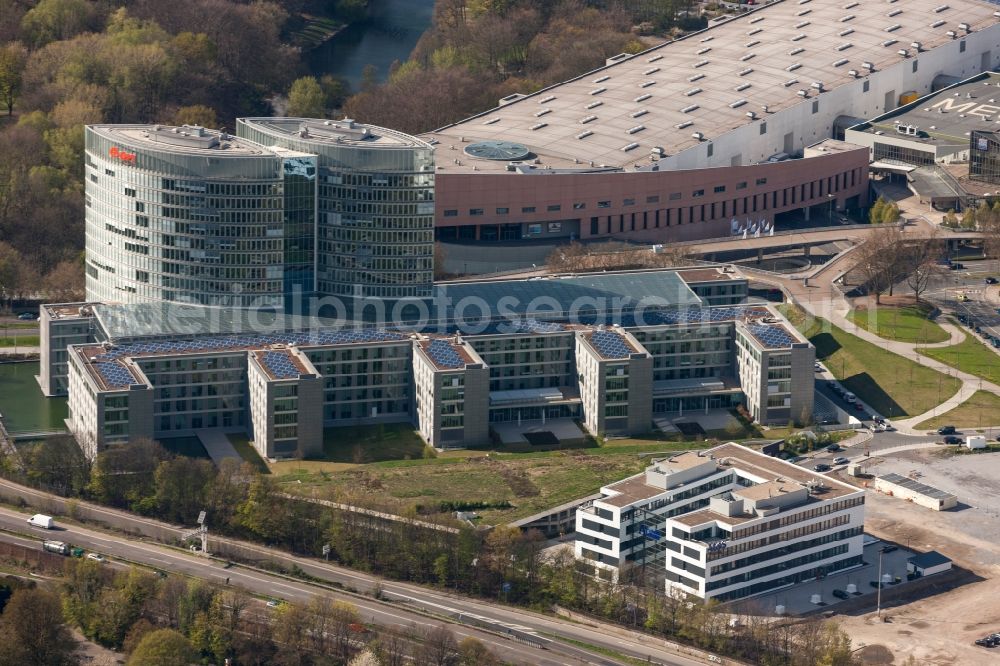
[
  {"xmin": 0, "ymin": 42, "xmax": 27, "ymax": 115},
  {"xmin": 42, "ymin": 259, "xmax": 85, "ymax": 304},
  {"xmin": 87, "ymin": 438, "xmax": 168, "ymax": 512},
  {"xmin": 20, "ymin": 0, "xmax": 95, "ymax": 47},
  {"xmin": 0, "ymin": 588, "xmax": 77, "ymax": 666},
  {"xmin": 942, "ymin": 208, "xmax": 959, "ymax": 228},
  {"xmin": 287, "ymin": 76, "xmax": 327, "ymax": 118},
  {"xmin": 458, "ymin": 637, "xmax": 500, "ymax": 665},
  {"xmin": 880, "ymin": 200, "xmax": 901, "ymax": 225},
  {"xmin": 854, "ymin": 225, "xmax": 903, "ymax": 304},
  {"xmin": 415, "ymin": 624, "xmax": 459, "ymax": 666},
  {"xmin": 172, "ymin": 104, "xmax": 217, "ymax": 129},
  {"xmin": 26, "ymin": 435, "xmax": 90, "ymax": 496},
  {"xmin": 961, "ymin": 206, "xmax": 977, "ymax": 230},
  {"xmin": 868, "ymin": 196, "xmax": 886, "ymax": 225},
  {"xmin": 126, "ymin": 628, "xmax": 198, "ymax": 666},
  {"xmin": 153, "ymin": 456, "xmax": 214, "ymax": 523},
  {"xmin": 903, "ymin": 231, "xmax": 946, "ymax": 302},
  {"xmin": 319, "ymin": 75, "xmax": 350, "ymax": 110}
]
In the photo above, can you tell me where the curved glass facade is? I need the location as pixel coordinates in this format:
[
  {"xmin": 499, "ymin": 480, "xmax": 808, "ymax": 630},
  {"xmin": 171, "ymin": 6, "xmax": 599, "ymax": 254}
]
[
  {"xmin": 85, "ymin": 125, "xmax": 314, "ymax": 309},
  {"xmin": 237, "ymin": 118, "xmax": 435, "ymax": 299}
]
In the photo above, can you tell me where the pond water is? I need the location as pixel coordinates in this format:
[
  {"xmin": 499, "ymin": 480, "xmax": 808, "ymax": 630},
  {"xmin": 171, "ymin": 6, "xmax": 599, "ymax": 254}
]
[{"xmin": 0, "ymin": 362, "xmax": 68, "ymax": 433}]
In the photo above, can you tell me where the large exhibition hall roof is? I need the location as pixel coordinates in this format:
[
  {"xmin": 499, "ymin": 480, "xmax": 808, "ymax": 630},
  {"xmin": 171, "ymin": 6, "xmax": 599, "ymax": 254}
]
[{"xmin": 424, "ymin": 0, "xmax": 1000, "ymax": 172}]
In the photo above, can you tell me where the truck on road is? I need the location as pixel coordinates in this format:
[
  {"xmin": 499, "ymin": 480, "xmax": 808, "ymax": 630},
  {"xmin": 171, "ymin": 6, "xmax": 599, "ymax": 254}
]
[
  {"xmin": 42, "ymin": 541, "xmax": 84, "ymax": 557},
  {"xmin": 27, "ymin": 514, "xmax": 54, "ymax": 529}
]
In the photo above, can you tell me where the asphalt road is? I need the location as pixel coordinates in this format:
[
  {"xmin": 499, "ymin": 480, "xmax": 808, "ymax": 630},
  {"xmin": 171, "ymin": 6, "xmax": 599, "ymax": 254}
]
[
  {"xmin": 0, "ymin": 500, "xmax": 711, "ymax": 666},
  {"xmin": 0, "ymin": 508, "xmax": 587, "ymax": 666}
]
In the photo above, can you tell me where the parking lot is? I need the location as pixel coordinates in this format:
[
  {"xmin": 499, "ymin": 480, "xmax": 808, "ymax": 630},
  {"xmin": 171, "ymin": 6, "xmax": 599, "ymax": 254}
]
[{"xmin": 738, "ymin": 539, "xmax": 919, "ymax": 617}]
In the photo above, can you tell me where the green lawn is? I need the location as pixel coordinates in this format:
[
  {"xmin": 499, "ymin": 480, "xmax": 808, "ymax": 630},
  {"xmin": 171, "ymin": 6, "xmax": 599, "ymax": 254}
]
[
  {"xmin": 320, "ymin": 423, "xmax": 431, "ymax": 464},
  {"xmin": 915, "ymin": 391, "xmax": 1000, "ymax": 430},
  {"xmin": 225, "ymin": 434, "xmax": 270, "ymax": 474},
  {"xmin": 779, "ymin": 304, "xmax": 961, "ymax": 419},
  {"xmin": 847, "ymin": 305, "xmax": 949, "ymax": 344},
  {"xmin": 277, "ymin": 449, "xmax": 653, "ymax": 523},
  {"xmin": 919, "ymin": 335, "xmax": 1000, "ymax": 386},
  {"xmin": 0, "ymin": 335, "xmax": 39, "ymax": 347}
]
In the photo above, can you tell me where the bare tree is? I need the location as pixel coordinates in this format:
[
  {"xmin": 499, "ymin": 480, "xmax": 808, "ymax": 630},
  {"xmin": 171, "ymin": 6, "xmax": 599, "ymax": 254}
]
[
  {"xmin": 853, "ymin": 225, "xmax": 905, "ymax": 303},
  {"xmin": 372, "ymin": 627, "xmax": 410, "ymax": 666},
  {"xmin": 903, "ymin": 231, "xmax": 947, "ymax": 302},
  {"xmin": 415, "ymin": 624, "xmax": 459, "ymax": 666}
]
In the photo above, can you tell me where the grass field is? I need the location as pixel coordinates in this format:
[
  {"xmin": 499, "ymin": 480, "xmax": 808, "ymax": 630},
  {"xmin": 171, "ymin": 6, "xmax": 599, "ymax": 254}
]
[
  {"xmin": 779, "ymin": 304, "xmax": 961, "ymax": 419},
  {"xmin": 277, "ymin": 450, "xmax": 656, "ymax": 523},
  {"xmin": 847, "ymin": 305, "xmax": 949, "ymax": 344},
  {"xmin": 915, "ymin": 391, "xmax": 1000, "ymax": 431},
  {"xmin": 919, "ymin": 335, "xmax": 1000, "ymax": 386},
  {"xmin": 226, "ymin": 434, "xmax": 270, "ymax": 474},
  {"xmin": 270, "ymin": 415, "xmax": 836, "ymax": 523},
  {"xmin": 0, "ymin": 335, "xmax": 39, "ymax": 347},
  {"xmin": 272, "ymin": 423, "xmax": 728, "ymax": 522}
]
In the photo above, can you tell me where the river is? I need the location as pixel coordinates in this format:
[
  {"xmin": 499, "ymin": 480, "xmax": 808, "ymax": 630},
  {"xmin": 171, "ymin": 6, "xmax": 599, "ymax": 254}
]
[{"xmin": 308, "ymin": 0, "xmax": 436, "ymax": 92}]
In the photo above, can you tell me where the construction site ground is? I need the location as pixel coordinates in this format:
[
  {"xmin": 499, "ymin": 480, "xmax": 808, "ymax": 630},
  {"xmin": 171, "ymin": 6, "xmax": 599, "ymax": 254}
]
[{"xmin": 833, "ymin": 448, "xmax": 1000, "ymax": 665}]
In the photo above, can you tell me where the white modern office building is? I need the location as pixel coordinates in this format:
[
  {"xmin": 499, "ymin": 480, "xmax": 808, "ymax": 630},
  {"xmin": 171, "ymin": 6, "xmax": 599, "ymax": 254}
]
[
  {"xmin": 575, "ymin": 443, "xmax": 865, "ymax": 603},
  {"xmin": 84, "ymin": 118, "xmax": 434, "ymax": 311},
  {"xmin": 39, "ymin": 267, "xmax": 815, "ymax": 460}
]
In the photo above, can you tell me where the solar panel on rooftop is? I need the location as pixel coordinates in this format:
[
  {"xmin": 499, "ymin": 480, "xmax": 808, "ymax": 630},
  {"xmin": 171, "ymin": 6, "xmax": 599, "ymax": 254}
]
[{"xmin": 426, "ymin": 339, "xmax": 465, "ymax": 369}]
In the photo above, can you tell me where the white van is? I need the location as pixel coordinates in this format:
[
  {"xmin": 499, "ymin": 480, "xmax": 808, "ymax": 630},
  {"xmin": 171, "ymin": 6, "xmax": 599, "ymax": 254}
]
[{"xmin": 27, "ymin": 514, "xmax": 54, "ymax": 529}]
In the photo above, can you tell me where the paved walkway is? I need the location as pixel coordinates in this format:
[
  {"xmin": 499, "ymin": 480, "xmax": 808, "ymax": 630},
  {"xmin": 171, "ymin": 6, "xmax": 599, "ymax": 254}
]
[
  {"xmin": 0, "ymin": 346, "xmax": 39, "ymax": 355},
  {"xmin": 754, "ymin": 189, "xmax": 999, "ymax": 436},
  {"xmin": 195, "ymin": 429, "xmax": 243, "ymax": 465}
]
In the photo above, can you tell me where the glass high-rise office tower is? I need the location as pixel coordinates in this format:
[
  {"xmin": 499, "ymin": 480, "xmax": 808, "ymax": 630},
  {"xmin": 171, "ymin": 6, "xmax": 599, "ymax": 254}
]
[
  {"xmin": 85, "ymin": 124, "xmax": 316, "ymax": 309},
  {"xmin": 237, "ymin": 118, "xmax": 435, "ymax": 300},
  {"xmin": 84, "ymin": 119, "xmax": 433, "ymax": 310}
]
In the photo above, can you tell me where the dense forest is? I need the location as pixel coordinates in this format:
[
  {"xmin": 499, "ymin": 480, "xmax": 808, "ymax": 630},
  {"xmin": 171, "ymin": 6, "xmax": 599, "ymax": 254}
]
[{"xmin": 0, "ymin": 0, "xmax": 704, "ymax": 301}]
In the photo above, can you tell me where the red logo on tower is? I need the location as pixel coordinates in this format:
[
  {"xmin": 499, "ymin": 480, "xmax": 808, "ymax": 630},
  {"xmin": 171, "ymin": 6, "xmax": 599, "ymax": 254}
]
[{"xmin": 109, "ymin": 146, "xmax": 137, "ymax": 163}]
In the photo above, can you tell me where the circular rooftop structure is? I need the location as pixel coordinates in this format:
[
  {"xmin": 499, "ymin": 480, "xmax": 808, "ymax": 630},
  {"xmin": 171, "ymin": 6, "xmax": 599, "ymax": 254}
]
[{"xmin": 464, "ymin": 140, "xmax": 530, "ymax": 161}]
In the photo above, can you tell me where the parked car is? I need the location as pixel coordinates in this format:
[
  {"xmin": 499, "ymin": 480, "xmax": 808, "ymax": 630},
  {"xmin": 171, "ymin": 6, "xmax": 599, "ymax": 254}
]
[
  {"xmin": 16, "ymin": 312, "xmax": 36, "ymax": 321},
  {"xmin": 826, "ymin": 444, "xmax": 841, "ymax": 452},
  {"xmin": 950, "ymin": 262, "xmax": 965, "ymax": 270},
  {"xmin": 881, "ymin": 545, "xmax": 898, "ymax": 553},
  {"xmin": 833, "ymin": 457, "xmax": 849, "ymax": 466},
  {"xmin": 814, "ymin": 362, "xmax": 823, "ymax": 372},
  {"xmin": 986, "ymin": 277, "xmax": 998, "ymax": 285},
  {"xmin": 938, "ymin": 425, "xmax": 957, "ymax": 435},
  {"xmin": 943, "ymin": 435, "xmax": 963, "ymax": 445},
  {"xmin": 266, "ymin": 599, "xmax": 282, "ymax": 609},
  {"xmin": 86, "ymin": 553, "xmax": 105, "ymax": 563},
  {"xmin": 853, "ymin": 402, "xmax": 865, "ymax": 411},
  {"xmin": 844, "ymin": 392, "xmax": 857, "ymax": 403},
  {"xmin": 832, "ymin": 589, "xmax": 850, "ymax": 600},
  {"xmin": 814, "ymin": 463, "xmax": 831, "ymax": 472}
]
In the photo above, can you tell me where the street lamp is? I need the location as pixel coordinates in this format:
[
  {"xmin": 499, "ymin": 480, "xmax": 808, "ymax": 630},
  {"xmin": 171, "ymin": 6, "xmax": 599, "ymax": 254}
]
[{"xmin": 877, "ymin": 547, "xmax": 884, "ymax": 618}]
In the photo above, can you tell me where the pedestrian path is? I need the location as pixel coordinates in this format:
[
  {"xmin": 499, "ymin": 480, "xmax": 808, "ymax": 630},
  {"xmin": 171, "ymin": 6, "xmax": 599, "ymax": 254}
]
[{"xmin": 196, "ymin": 429, "xmax": 243, "ymax": 465}]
